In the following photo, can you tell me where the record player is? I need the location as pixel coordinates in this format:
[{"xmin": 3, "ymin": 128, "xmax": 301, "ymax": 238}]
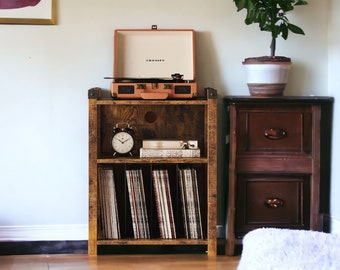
[{"xmin": 109, "ymin": 26, "xmax": 198, "ymax": 99}]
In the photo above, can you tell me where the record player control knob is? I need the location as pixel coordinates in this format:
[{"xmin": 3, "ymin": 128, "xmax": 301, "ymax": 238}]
[
  {"xmin": 164, "ymin": 84, "xmax": 172, "ymax": 89},
  {"xmin": 137, "ymin": 84, "xmax": 146, "ymax": 89}
]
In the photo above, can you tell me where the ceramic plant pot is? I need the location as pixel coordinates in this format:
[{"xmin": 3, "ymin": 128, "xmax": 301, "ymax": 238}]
[{"xmin": 243, "ymin": 56, "xmax": 291, "ymax": 96}]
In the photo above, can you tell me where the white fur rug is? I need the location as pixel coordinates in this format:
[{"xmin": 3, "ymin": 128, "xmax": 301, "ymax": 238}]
[{"xmin": 237, "ymin": 228, "xmax": 340, "ymax": 270}]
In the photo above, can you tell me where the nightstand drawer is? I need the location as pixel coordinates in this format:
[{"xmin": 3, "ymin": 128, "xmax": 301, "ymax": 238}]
[
  {"xmin": 236, "ymin": 107, "xmax": 313, "ymax": 154},
  {"xmin": 235, "ymin": 174, "xmax": 310, "ymax": 236}
]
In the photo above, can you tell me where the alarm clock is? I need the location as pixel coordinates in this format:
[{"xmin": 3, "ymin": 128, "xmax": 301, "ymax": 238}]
[{"xmin": 111, "ymin": 123, "xmax": 135, "ymax": 156}]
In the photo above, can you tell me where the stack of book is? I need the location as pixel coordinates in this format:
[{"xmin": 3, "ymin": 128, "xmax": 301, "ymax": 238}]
[
  {"xmin": 140, "ymin": 140, "xmax": 200, "ymax": 158},
  {"xmin": 98, "ymin": 167, "xmax": 120, "ymax": 239},
  {"xmin": 126, "ymin": 169, "xmax": 150, "ymax": 239},
  {"xmin": 179, "ymin": 167, "xmax": 203, "ymax": 239},
  {"xmin": 152, "ymin": 169, "xmax": 176, "ymax": 239}
]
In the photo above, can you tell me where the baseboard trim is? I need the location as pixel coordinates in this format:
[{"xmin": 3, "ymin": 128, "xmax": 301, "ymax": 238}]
[
  {"xmin": 0, "ymin": 224, "xmax": 88, "ymax": 241},
  {"xmin": 0, "ymin": 240, "xmax": 88, "ymax": 255}
]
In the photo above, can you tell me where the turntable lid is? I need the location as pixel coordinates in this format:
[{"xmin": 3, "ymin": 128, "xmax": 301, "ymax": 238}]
[{"xmin": 114, "ymin": 29, "xmax": 196, "ymax": 81}]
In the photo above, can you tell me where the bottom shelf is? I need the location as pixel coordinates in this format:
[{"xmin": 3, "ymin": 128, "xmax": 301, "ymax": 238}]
[
  {"xmin": 92, "ymin": 238, "xmax": 213, "ymax": 255},
  {"xmin": 97, "ymin": 238, "xmax": 208, "ymax": 246},
  {"xmin": 97, "ymin": 164, "xmax": 207, "ymax": 240},
  {"xmin": 94, "ymin": 242, "xmax": 211, "ymax": 255}
]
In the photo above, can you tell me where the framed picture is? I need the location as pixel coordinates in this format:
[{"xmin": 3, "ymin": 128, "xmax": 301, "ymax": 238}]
[{"xmin": 0, "ymin": 0, "xmax": 56, "ymax": 25}]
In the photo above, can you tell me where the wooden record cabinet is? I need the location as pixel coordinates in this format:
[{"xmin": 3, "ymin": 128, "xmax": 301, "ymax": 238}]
[
  {"xmin": 224, "ymin": 96, "xmax": 333, "ymax": 256},
  {"xmin": 88, "ymin": 87, "xmax": 217, "ymax": 256}
]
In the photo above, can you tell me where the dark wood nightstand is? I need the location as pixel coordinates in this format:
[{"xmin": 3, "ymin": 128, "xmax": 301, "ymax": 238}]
[{"xmin": 224, "ymin": 96, "xmax": 333, "ymax": 256}]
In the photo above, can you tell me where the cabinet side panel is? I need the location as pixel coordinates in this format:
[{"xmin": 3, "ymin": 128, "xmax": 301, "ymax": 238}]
[
  {"xmin": 226, "ymin": 104, "xmax": 237, "ymax": 256},
  {"xmin": 207, "ymin": 96, "xmax": 217, "ymax": 256},
  {"xmin": 88, "ymin": 98, "xmax": 98, "ymax": 255},
  {"xmin": 310, "ymin": 105, "xmax": 321, "ymax": 230}
]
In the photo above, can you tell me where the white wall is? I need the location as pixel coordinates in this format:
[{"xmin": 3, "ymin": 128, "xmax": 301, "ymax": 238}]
[
  {"xmin": 0, "ymin": 0, "xmax": 338, "ymax": 240},
  {"xmin": 329, "ymin": 0, "xmax": 340, "ymax": 232}
]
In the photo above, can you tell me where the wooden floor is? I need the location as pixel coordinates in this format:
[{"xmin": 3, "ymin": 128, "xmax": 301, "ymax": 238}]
[{"xmin": 0, "ymin": 254, "xmax": 240, "ymax": 269}]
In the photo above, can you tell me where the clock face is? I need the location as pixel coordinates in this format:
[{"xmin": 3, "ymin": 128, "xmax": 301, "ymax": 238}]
[{"xmin": 111, "ymin": 131, "xmax": 134, "ymax": 154}]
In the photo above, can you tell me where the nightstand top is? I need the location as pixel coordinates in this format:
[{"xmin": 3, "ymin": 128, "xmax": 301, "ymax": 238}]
[{"xmin": 224, "ymin": 95, "xmax": 334, "ymax": 104}]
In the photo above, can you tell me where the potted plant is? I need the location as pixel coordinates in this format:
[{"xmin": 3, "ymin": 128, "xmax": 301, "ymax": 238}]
[{"xmin": 234, "ymin": 0, "xmax": 308, "ymax": 96}]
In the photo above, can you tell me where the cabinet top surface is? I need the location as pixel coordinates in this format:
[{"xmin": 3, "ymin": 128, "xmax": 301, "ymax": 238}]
[
  {"xmin": 88, "ymin": 87, "xmax": 217, "ymax": 102},
  {"xmin": 90, "ymin": 98, "xmax": 209, "ymax": 106},
  {"xmin": 224, "ymin": 95, "xmax": 334, "ymax": 104}
]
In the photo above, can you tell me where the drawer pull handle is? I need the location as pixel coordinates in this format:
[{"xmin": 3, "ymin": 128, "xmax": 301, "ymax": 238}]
[
  {"xmin": 265, "ymin": 198, "xmax": 284, "ymax": 209},
  {"xmin": 264, "ymin": 128, "xmax": 287, "ymax": 140}
]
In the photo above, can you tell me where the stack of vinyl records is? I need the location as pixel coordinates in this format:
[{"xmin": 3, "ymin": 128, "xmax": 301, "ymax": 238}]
[
  {"xmin": 98, "ymin": 167, "xmax": 120, "ymax": 239},
  {"xmin": 126, "ymin": 169, "xmax": 150, "ymax": 239},
  {"xmin": 179, "ymin": 167, "xmax": 203, "ymax": 239},
  {"xmin": 152, "ymin": 169, "xmax": 176, "ymax": 239},
  {"xmin": 98, "ymin": 166, "xmax": 203, "ymax": 240}
]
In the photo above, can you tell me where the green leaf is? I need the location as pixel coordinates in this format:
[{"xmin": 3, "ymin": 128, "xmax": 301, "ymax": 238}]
[
  {"xmin": 245, "ymin": 8, "xmax": 257, "ymax": 25},
  {"xmin": 234, "ymin": 0, "xmax": 246, "ymax": 11},
  {"xmin": 234, "ymin": 0, "xmax": 254, "ymax": 11},
  {"xmin": 294, "ymin": 0, "xmax": 308, "ymax": 6},
  {"xmin": 288, "ymin": 23, "xmax": 305, "ymax": 35},
  {"xmin": 259, "ymin": 12, "xmax": 267, "ymax": 27},
  {"xmin": 280, "ymin": 24, "xmax": 289, "ymax": 40},
  {"xmin": 278, "ymin": 0, "xmax": 294, "ymax": 12}
]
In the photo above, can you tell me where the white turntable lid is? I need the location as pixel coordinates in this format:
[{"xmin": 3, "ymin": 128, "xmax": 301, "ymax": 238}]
[{"xmin": 114, "ymin": 30, "xmax": 195, "ymax": 81}]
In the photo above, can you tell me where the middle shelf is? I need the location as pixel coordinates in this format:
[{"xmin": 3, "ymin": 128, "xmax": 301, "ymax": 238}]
[{"xmin": 97, "ymin": 158, "xmax": 209, "ymax": 164}]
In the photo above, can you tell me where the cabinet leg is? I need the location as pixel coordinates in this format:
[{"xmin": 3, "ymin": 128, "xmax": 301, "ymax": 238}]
[{"xmin": 225, "ymin": 238, "xmax": 235, "ymax": 256}]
